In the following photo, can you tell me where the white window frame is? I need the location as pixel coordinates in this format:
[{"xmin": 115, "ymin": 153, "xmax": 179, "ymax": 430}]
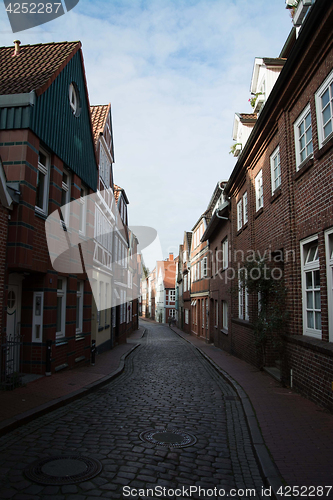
[
  {"xmin": 79, "ymin": 186, "xmax": 87, "ymax": 235},
  {"xmin": 169, "ymin": 290, "xmax": 176, "ymax": 303},
  {"xmin": 35, "ymin": 149, "xmax": 50, "ymax": 216},
  {"xmin": 301, "ymin": 235, "xmax": 321, "ymax": 338},
  {"xmin": 243, "ymin": 192, "xmax": 248, "ymax": 225},
  {"xmin": 185, "ymin": 309, "xmax": 189, "ymax": 324},
  {"xmin": 76, "ymin": 280, "xmax": 84, "ymax": 337},
  {"xmin": 222, "ymin": 301, "xmax": 228, "ymax": 331},
  {"xmin": 184, "ymin": 274, "xmax": 188, "ymax": 292},
  {"xmin": 238, "ymin": 274, "xmax": 244, "ymax": 319},
  {"xmin": 294, "ymin": 104, "xmax": 313, "ymax": 170},
  {"xmin": 222, "ymin": 238, "xmax": 228, "ymax": 270},
  {"xmin": 245, "ymin": 288, "xmax": 249, "ymax": 321},
  {"xmin": 270, "ymin": 146, "xmax": 281, "ymax": 194},
  {"xmin": 169, "ymin": 309, "xmax": 176, "ymax": 318},
  {"xmin": 201, "ymin": 257, "xmax": 207, "ymax": 278},
  {"xmin": 315, "ymin": 69, "xmax": 333, "ymax": 148},
  {"xmin": 98, "ymin": 281, "xmax": 104, "ymax": 327},
  {"xmin": 237, "ymin": 200, "xmax": 242, "ymax": 231},
  {"xmin": 61, "ymin": 167, "xmax": 71, "ymax": 228},
  {"xmin": 69, "ymin": 83, "xmax": 79, "ymax": 115},
  {"xmin": 32, "ymin": 291, "xmax": 44, "ymax": 343},
  {"xmin": 325, "ymin": 228, "xmax": 333, "ymax": 343},
  {"xmin": 56, "ymin": 278, "xmax": 67, "ymax": 340},
  {"xmin": 255, "ymin": 170, "xmax": 263, "ymax": 211}
]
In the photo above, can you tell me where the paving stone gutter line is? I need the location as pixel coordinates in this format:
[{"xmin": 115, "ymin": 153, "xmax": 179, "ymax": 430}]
[
  {"xmin": 0, "ymin": 336, "xmax": 144, "ymax": 438},
  {"xmin": 171, "ymin": 326, "xmax": 285, "ymax": 500}
]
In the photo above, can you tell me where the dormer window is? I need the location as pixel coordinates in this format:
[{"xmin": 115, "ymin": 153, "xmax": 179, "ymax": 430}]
[{"xmin": 69, "ymin": 83, "xmax": 81, "ymax": 117}]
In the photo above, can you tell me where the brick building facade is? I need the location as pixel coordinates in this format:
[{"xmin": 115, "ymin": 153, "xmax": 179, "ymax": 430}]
[{"xmin": 175, "ymin": 0, "xmax": 333, "ymax": 411}]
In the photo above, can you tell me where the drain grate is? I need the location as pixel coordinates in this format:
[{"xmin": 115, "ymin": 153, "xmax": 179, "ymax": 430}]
[
  {"xmin": 140, "ymin": 429, "xmax": 197, "ymax": 448},
  {"xmin": 24, "ymin": 455, "xmax": 102, "ymax": 485}
]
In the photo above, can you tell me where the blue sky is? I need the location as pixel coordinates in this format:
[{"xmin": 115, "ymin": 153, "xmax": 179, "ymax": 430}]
[{"xmin": 1, "ymin": 0, "xmax": 293, "ymax": 268}]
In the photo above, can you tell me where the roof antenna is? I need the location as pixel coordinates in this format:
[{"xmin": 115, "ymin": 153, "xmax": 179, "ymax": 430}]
[{"xmin": 13, "ymin": 40, "xmax": 21, "ymax": 56}]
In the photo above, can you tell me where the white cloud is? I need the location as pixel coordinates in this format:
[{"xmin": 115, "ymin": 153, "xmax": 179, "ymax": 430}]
[{"xmin": 0, "ymin": 0, "xmax": 293, "ymax": 259}]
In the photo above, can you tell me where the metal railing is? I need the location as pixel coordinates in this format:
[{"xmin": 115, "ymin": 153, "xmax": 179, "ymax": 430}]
[{"xmin": 1, "ymin": 333, "xmax": 23, "ymax": 390}]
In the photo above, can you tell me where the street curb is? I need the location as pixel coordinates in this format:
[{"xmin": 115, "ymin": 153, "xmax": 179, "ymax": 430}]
[
  {"xmin": 0, "ymin": 342, "xmax": 141, "ymax": 438},
  {"xmin": 171, "ymin": 326, "xmax": 285, "ymax": 499}
]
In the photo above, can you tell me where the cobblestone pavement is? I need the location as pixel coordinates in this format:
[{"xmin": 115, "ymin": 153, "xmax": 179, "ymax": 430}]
[{"xmin": 0, "ymin": 324, "xmax": 268, "ymax": 500}]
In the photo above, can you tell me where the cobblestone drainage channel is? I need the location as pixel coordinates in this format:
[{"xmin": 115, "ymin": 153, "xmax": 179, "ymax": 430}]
[
  {"xmin": 24, "ymin": 455, "xmax": 102, "ymax": 485},
  {"xmin": 140, "ymin": 429, "xmax": 197, "ymax": 448}
]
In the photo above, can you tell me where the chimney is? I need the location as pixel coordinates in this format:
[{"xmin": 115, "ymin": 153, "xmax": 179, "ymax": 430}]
[
  {"xmin": 169, "ymin": 253, "xmax": 174, "ymax": 261},
  {"xmin": 13, "ymin": 40, "xmax": 21, "ymax": 56}
]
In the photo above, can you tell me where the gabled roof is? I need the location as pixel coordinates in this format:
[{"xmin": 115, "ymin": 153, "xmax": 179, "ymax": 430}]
[
  {"xmin": 113, "ymin": 184, "xmax": 129, "ymax": 204},
  {"xmin": 90, "ymin": 104, "xmax": 111, "ymax": 145},
  {"xmin": 157, "ymin": 260, "xmax": 176, "ymax": 289},
  {"xmin": 0, "ymin": 41, "xmax": 81, "ymax": 96}
]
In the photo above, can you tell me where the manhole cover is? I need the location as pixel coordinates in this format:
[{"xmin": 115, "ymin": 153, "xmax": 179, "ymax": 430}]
[
  {"xmin": 139, "ymin": 429, "xmax": 197, "ymax": 448},
  {"xmin": 24, "ymin": 455, "xmax": 102, "ymax": 485}
]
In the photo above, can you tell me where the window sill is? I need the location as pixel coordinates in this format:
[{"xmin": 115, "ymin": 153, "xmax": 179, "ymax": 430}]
[
  {"xmin": 270, "ymin": 187, "xmax": 282, "ymax": 204},
  {"xmin": 293, "ymin": 157, "xmax": 314, "ymax": 181},
  {"xmin": 283, "ymin": 334, "xmax": 333, "ymax": 357},
  {"xmin": 220, "ymin": 328, "xmax": 228, "ymax": 335},
  {"xmin": 35, "ymin": 209, "xmax": 48, "ymax": 220},
  {"xmin": 55, "ymin": 339, "xmax": 68, "ymax": 346},
  {"xmin": 236, "ymin": 222, "xmax": 248, "ymax": 235},
  {"xmin": 231, "ymin": 318, "xmax": 253, "ymax": 329},
  {"xmin": 315, "ymin": 136, "xmax": 333, "ymax": 160},
  {"xmin": 75, "ymin": 335, "xmax": 85, "ymax": 341},
  {"xmin": 254, "ymin": 207, "xmax": 263, "ymax": 219}
]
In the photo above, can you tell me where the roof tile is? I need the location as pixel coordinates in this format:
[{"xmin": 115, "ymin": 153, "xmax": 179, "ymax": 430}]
[
  {"xmin": 90, "ymin": 104, "xmax": 110, "ymax": 145},
  {"xmin": 0, "ymin": 41, "xmax": 80, "ymax": 95}
]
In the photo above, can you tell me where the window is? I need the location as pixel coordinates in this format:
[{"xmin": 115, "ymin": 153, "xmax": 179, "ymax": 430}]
[
  {"xmin": 258, "ymin": 292, "xmax": 262, "ymax": 315},
  {"xmin": 222, "ymin": 238, "xmax": 228, "ymax": 270},
  {"xmin": 315, "ymin": 70, "xmax": 333, "ymax": 148},
  {"xmin": 76, "ymin": 280, "xmax": 84, "ymax": 337},
  {"xmin": 255, "ymin": 170, "xmax": 263, "ymax": 211},
  {"xmin": 237, "ymin": 200, "xmax": 242, "ymax": 231},
  {"xmin": 169, "ymin": 290, "xmax": 175, "ymax": 303},
  {"xmin": 169, "ymin": 309, "xmax": 175, "ymax": 318},
  {"xmin": 184, "ymin": 274, "xmax": 188, "ymax": 292},
  {"xmin": 206, "ymin": 299, "xmax": 209, "ymax": 329},
  {"xmin": 294, "ymin": 105, "xmax": 313, "ymax": 169},
  {"xmin": 238, "ymin": 275, "xmax": 244, "ymax": 319},
  {"xmin": 185, "ymin": 309, "xmax": 189, "ymax": 324},
  {"xmin": 270, "ymin": 147, "xmax": 281, "ymax": 193},
  {"xmin": 98, "ymin": 281, "xmax": 104, "ymax": 326},
  {"xmin": 56, "ymin": 278, "xmax": 66, "ymax": 340},
  {"xmin": 32, "ymin": 292, "xmax": 44, "ymax": 343},
  {"xmin": 202, "ymin": 300, "xmax": 205, "ymax": 329},
  {"xmin": 201, "ymin": 257, "xmax": 207, "ymax": 278},
  {"xmin": 222, "ymin": 301, "xmax": 228, "ymax": 331},
  {"xmin": 79, "ymin": 186, "xmax": 87, "ymax": 235},
  {"xmin": 35, "ymin": 149, "xmax": 50, "ymax": 215},
  {"xmin": 325, "ymin": 229, "xmax": 333, "ymax": 342},
  {"xmin": 245, "ymin": 288, "xmax": 249, "ymax": 321},
  {"xmin": 215, "ymin": 300, "xmax": 219, "ymax": 327},
  {"xmin": 243, "ymin": 192, "xmax": 248, "ymax": 224},
  {"xmin": 61, "ymin": 168, "xmax": 71, "ymax": 227},
  {"xmin": 301, "ymin": 237, "xmax": 321, "ymax": 338},
  {"xmin": 69, "ymin": 82, "xmax": 81, "ymax": 117},
  {"xmin": 105, "ymin": 283, "xmax": 109, "ymax": 326}
]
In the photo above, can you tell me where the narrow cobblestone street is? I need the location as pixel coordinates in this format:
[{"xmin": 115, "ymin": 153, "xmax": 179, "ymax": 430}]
[{"xmin": 0, "ymin": 324, "xmax": 268, "ymax": 500}]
